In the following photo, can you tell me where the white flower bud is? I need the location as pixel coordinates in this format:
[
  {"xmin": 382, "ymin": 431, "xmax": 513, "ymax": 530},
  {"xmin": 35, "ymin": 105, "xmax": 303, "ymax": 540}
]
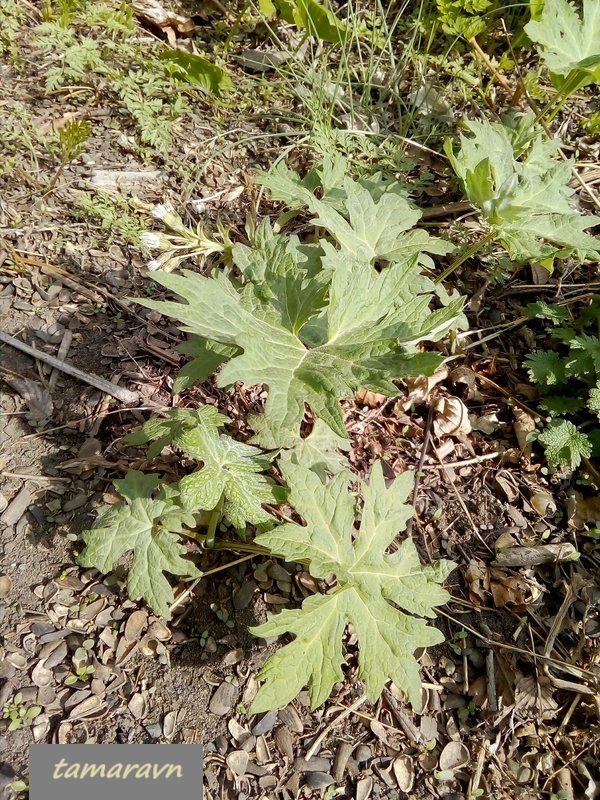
[
  {"xmin": 140, "ymin": 231, "xmax": 163, "ymax": 249},
  {"xmin": 152, "ymin": 203, "xmax": 175, "ymax": 221}
]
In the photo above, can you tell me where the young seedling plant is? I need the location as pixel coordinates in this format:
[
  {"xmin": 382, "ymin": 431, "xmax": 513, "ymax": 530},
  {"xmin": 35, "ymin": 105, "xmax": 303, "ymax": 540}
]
[
  {"xmin": 445, "ymin": 112, "xmax": 600, "ymax": 271},
  {"xmin": 79, "ymin": 161, "xmax": 463, "ymax": 712}
]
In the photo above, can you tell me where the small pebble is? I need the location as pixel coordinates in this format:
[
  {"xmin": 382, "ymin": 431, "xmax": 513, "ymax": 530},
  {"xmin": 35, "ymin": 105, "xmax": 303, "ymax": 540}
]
[
  {"xmin": 251, "ymin": 710, "xmax": 278, "ymax": 735},
  {"xmin": 209, "ymin": 681, "xmax": 237, "ymax": 716},
  {"xmin": 274, "ymin": 726, "xmax": 294, "ymax": 760},
  {"xmin": 355, "ymin": 745, "xmax": 372, "ymax": 764},
  {"xmin": 145, "ymin": 723, "xmax": 162, "ymax": 740},
  {"xmin": 294, "ymin": 756, "xmax": 332, "ymax": 773},
  {"xmin": 305, "ymin": 772, "xmax": 335, "ymax": 790}
]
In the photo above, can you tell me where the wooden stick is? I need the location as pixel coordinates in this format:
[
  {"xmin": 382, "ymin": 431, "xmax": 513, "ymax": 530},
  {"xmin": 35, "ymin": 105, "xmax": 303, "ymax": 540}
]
[{"xmin": 0, "ymin": 331, "xmax": 139, "ymax": 404}]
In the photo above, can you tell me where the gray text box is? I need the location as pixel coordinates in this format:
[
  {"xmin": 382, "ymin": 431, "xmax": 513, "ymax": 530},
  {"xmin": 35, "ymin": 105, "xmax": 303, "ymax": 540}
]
[{"xmin": 30, "ymin": 744, "xmax": 203, "ymax": 800}]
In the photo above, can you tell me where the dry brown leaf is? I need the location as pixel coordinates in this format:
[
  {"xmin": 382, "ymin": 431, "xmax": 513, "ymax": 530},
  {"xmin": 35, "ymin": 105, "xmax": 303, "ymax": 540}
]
[
  {"xmin": 404, "ymin": 366, "xmax": 448, "ymax": 406},
  {"xmin": 469, "ymin": 411, "xmax": 501, "ymax": 434},
  {"xmin": 124, "ymin": 609, "xmax": 148, "ymax": 642},
  {"xmin": 513, "ymin": 407, "xmax": 536, "ymax": 457},
  {"xmin": 449, "ymin": 365, "xmax": 483, "ymax": 401},
  {"xmin": 567, "ymin": 492, "xmax": 600, "ymax": 529},
  {"xmin": 494, "ymin": 473, "xmax": 519, "ymax": 502},
  {"xmin": 433, "ymin": 396, "xmax": 472, "ymax": 436},
  {"xmin": 530, "ymin": 264, "xmax": 551, "ymax": 285},
  {"xmin": 514, "ymin": 673, "xmax": 558, "ymax": 719},
  {"xmin": 490, "ymin": 569, "xmax": 543, "ymax": 610},
  {"xmin": 131, "ymin": 0, "xmax": 195, "ymax": 34},
  {"xmin": 3, "ymin": 375, "xmax": 53, "ymax": 423},
  {"xmin": 439, "ymin": 741, "xmax": 469, "ymax": 771},
  {"xmin": 355, "ymin": 388, "xmax": 388, "ymax": 408},
  {"xmin": 465, "ymin": 558, "xmax": 490, "ymax": 605},
  {"xmin": 529, "ymin": 489, "xmax": 557, "ymax": 517},
  {"xmin": 392, "ymin": 756, "xmax": 414, "ymax": 792},
  {"xmin": 37, "ymin": 112, "xmax": 81, "ymax": 137}
]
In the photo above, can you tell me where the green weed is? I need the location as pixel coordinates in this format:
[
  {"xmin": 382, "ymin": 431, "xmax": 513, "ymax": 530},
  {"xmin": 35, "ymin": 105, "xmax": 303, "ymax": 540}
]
[
  {"xmin": 72, "ymin": 191, "xmax": 147, "ymax": 243},
  {"xmin": 525, "ymin": 298, "xmax": 600, "ymax": 471}
]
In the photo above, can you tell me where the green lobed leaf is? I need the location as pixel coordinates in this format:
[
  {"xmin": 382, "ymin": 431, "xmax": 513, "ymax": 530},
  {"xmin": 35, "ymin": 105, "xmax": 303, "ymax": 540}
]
[
  {"xmin": 524, "ymin": 0, "xmax": 600, "ymax": 87},
  {"xmin": 538, "ymin": 418, "xmax": 592, "ymax": 469},
  {"xmin": 587, "ymin": 383, "xmax": 600, "ymax": 417},
  {"xmin": 248, "ymin": 460, "xmax": 454, "ymax": 712},
  {"xmin": 160, "ymin": 50, "xmax": 232, "ymax": 94},
  {"xmin": 275, "ymin": 0, "xmax": 349, "ymax": 43},
  {"xmin": 137, "ymin": 228, "xmax": 462, "ymax": 447},
  {"xmin": 568, "ymin": 334, "xmax": 600, "ymax": 372},
  {"xmin": 259, "ymin": 162, "xmax": 452, "ymax": 269},
  {"xmin": 524, "ymin": 350, "xmax": 566, "ymax": 389},
  {"xmin": 250, "ymin": 416, "xmax": 351, "ymax": 480},
  {"xmin": 524, "ymin": 301, "xmax": 568, "ymax": 324},
  {"xmin": 127, "ymin": 408, "xmax": 279, "ymax": 530},
  {"xmin": 278, "ymin": 419, "xmax": 351, "ymax": 480},
  {"xmin": 445, "ymin": 113, "xmax": 600, "ymax": 264},
  {"xmin": 173, "ymin": 337, "xmax": 238, "ymax": 394},
  {"xmin": 78, "ymin": 471, "xmax": 199, "ymax": 619},
  {"xmin": 540, "ymin": 395, "xmax": 586, "ymax": 415}
]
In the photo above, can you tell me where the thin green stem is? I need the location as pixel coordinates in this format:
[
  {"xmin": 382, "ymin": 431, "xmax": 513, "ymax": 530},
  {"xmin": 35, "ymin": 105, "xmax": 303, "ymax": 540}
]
[
  {"xmin": 435, "ymin": 231, "xmax": 495, "ymax": 284},
  {"xmin": 205, "ymin": 491, "xmax": 225, "ymax": 549}
]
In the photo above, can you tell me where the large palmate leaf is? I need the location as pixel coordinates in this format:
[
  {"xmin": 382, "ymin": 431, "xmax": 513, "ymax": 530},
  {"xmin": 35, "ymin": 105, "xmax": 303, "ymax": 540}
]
[
  {"xmin": 126, "ymin": 407, "xmax": 279, "ymax": 530},
  {"xmin": 445, "ymin": 114, "xmax": 600, "ymax": 264},
  {"xmin": 138, "ymin": 214, "xmax": 462, "ymax": 447},
  {"xmin": 249, "ymin": 460, "xmax": 454, "ymax": 712},
  {"xmin": 250, "ymin": 416, "xmax": 351, "ymax": 480},
  {"xmin": 78, "ymin": 471, "xmax": 199, "ymax": 619},
  {"xmin": 525, "ymin": 0, "xmax": 600, "ymax": 90},
  {"xmin": 259, "ymin": 159, "xmax": 453, "ymax": 269}
]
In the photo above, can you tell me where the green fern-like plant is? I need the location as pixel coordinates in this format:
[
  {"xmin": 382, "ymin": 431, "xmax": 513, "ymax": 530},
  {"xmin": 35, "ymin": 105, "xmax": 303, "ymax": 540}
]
[
  {"xmin": 524, "ymin": 297, "xmax": 600, "ymax": 470},
  {"xmin": 435, "ymin": 0, "xmax": 497, "ymax": 38},
  {"xmin": 29, "ymin": 2, "xmax": 226, "ymax": 153}
]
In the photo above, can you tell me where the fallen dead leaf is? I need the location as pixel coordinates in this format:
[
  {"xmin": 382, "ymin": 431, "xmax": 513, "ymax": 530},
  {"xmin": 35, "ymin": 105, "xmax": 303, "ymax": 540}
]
[
  {"xmin": 567, "ymin": 491, "xmax": 600, "ymax": 529},
  {"xmin": 3, "ymin": 375, "xmax": 53, "ymax": 423},
  {"xmin": 490, "ymin": 569, "xmax": 543, "ymax": 610},
  {"xmin": 404, "ymin": 367, "xmax": 448, "ymax": 407},
  {"xmin": 530, "ymin": 489, "xmax": 557, "ymax": 517},
  {"xmin": 355, "ymin": 388, "xmax": 388, "ymax": 408},
  {"xmin": 439, "ymin": 741, "xmax": 469, "ymax": 771},
  {"xmin": 513, "ymin": 407, "xmax": 536, "ymax": 458},
  {"xmin": 449, "ymin": 365, "xmax": 483, "ymax": 401},
  {"xmin": 433, "ymin": 396, "xmax": 472, "ymax": 436},
  {"xmin": 514, "ymin": 673, "xmax": 558, "ymax": 719},
  {"xmin": 392, "ymin": 755, "xmax": 414, "ymax": 792},
  {"xmin": 465, "ymin": 559, "xmax": 490, "ymax": 605},
  {"xmin": 131, "ymin": 0, "xmax": 195, "ymax": 34},
  {"xmin": 469, "ymin": 411, "xmax": 501, "ymax": 434}
]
